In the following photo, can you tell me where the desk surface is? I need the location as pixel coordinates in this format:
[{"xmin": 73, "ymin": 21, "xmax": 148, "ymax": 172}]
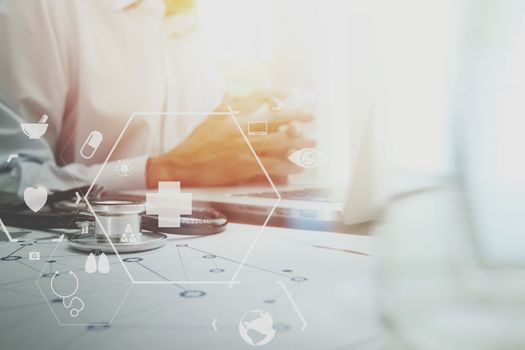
[{"xmin": 0, "ymin": 223, "xmax": 381, "ymax": 350}]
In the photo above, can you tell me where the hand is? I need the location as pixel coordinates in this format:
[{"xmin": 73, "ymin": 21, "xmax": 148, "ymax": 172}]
[{"xmin": 146, "ymin": 90, "xmax": 315, "ymax": 188}]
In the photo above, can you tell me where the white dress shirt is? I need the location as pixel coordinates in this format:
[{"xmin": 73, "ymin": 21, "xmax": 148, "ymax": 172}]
[{"xmin": 0, "ymin": 0, "xmax": 223, "ymax": 196}]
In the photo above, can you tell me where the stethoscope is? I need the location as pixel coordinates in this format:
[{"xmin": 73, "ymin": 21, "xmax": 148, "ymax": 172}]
[
  {"xmin": 0, "ymin": 187, "xmax": 228, "ymax": 254},
  {"xmin": 50, "ymin": 270, "xmax": 85, "ymax": 317}
]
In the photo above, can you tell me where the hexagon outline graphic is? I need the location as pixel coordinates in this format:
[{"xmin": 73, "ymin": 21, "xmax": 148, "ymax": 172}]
[
  {"xmin": 210, "ymin": 280, "xmax": 308, "ymax": 338},
  {"xmin": 275, "ymin": 280, "xmax": 308, "ymax": 331},
  {"xmin": 83, "ymin": 110, "xmax": 282, "ymax": 286}
]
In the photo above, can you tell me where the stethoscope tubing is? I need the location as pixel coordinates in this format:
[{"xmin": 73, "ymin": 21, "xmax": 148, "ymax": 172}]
[
  {"xmin": 50, "ymin": 271, "xmax": 79, "ymax": 299},
  {"xmin": 50, "ymin": 271, "xmax": 85, "ymax": 318},
  {"xmin": 0, "ymin": 205, "xmax": 227, "ymax": 236}
]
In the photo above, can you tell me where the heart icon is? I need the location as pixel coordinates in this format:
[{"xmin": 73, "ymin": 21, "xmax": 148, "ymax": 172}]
[{"xmin": 23, "ymin": 186, "xmax": 48, "ymax": 213}]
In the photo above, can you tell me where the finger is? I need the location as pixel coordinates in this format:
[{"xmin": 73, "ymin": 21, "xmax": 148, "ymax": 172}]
[
  {"xmin": 271, "ymin": 175, "xmax": 289, "ymax": 185},
  {"xmin": 226, "ymin": 154, "xmax": 300, "ymax": 184},
  {"xmin": 259, "ymin": 157, "xmax": 304, "ymax": 176},
  {"xmin": 244, "ymin": 89, "xmax": 289, "ymax": 108},
  {"xmin": 248, "ymin": 133, "xmax": 316, "ymax": 157},
  {"xmin": 235, "ymin": 110, "xmax": 313, "ymax": 134},
  {"xmin": 272, "ymin": 175, "xmax": 288, "ymax": 186},
  {"xmin": 286, "ymin": 121, "xmax": 303, "ymax": 137},
  {"xmin": 266, "ymin": 111, "xmax": 314, "ymax": 131},
  {"xmin": 246, "ymin": 174, "xmax": 289, "ymax": 185},
  {"xmin": 196, "ymin": 154, "xmax": 266, "ymax": 185},
  {"xmin": 230, "ymin": 89, "xmax": 290, "ymax": 116}
]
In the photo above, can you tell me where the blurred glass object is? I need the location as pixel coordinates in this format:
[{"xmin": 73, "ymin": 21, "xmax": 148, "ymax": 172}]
[
  {"xmin": 374, "ymin": 0, "xmax": 525, "ymax": 349},
  {"xmin": 458, "ymin": 0, "xmax": 525, "ymax": 266}
]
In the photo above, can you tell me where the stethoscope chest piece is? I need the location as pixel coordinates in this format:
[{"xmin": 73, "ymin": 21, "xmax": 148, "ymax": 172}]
[
  {"xmin": 68, "ymin": 200, "xmax": 167, "ymax": 254},
  {"xmin": 0, "ymin": 189, "xmax": 227, "ymax": 255},
  {"xmin": 68, "ymin": 231, "xmax": 167, "ymax": 254}
]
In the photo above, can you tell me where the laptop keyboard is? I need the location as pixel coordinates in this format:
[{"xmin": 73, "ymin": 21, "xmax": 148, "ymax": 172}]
[{"xmin": 234, "ymin": 188, "xmax": 344, "ymax": 203}]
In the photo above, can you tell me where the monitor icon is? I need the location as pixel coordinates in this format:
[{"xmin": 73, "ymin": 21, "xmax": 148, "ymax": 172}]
[{"xmin": 247, "ymin": 121, "xmax": 268, "ymax": 136}]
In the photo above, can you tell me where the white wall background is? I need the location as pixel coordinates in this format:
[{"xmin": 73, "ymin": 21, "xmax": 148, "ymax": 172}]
[{"xmin": 196, "ymin": 0, "xmax": 460, "ymax": 187}]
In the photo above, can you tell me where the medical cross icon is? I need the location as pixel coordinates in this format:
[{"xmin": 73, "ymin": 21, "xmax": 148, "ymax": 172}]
[{"xmin": 146, "ymin": 182, "xmax": 192, "ymax": 227}]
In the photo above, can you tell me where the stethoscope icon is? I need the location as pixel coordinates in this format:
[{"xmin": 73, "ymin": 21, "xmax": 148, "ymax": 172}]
[{"xmin": 50, "ymin": 271, "xmax": 85, "ymax": 318}]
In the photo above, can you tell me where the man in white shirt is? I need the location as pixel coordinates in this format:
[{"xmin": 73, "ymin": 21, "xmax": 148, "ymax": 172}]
[{"xmin": 0, "ymin": 0, "xmax": 314, "ymax": 197}]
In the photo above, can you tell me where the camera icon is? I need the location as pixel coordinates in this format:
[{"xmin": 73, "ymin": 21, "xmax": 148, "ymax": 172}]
[{"xmin": 28, "ymin": 251, "xmax": 41, "ymax": 261}]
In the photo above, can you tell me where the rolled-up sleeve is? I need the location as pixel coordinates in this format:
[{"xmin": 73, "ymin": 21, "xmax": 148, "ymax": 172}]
[
  {"xmin": 0, "ymin": 0, "xmax": 147, "ymax": 196},
  {"xmin": 0, "ymin": 101, "xmax": 148, "ymax": 196}
]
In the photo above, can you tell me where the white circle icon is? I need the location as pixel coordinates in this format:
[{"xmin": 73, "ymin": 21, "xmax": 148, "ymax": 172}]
[
  {"xmin": 300, "ymin": 149, "xmax": 318, "ymax": 167},
  {"xmin": 238, "ymin": 310, "xmax": 276, "ymax": 346},
  {"xmin": 288, "ymin": 148, "xmax": 320, "ymax": 168}
]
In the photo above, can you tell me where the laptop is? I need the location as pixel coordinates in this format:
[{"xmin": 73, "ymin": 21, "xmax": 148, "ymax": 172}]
[
  {"xmin": 181, "ymin": 115, "xmax": 377, "ymax": 232},
  {"xmin": 123, "ymin": 113, "xmax": 374, "ymax": 232}
]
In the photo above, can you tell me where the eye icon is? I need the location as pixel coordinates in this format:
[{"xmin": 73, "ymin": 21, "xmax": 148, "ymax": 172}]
[{"xmin": 288, "ymin": 148, "xmax": 320, "ymax": 168}]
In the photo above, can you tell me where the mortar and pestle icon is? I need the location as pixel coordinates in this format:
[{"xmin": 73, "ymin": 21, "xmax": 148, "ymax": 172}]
[{"xmin": 20, "ymin": 114, "xmax": 49, "ymax": 139}]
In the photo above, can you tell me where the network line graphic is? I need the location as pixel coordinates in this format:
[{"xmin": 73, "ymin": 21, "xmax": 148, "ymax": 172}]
[{"xmin": 0, "ymin": 228, "xmax": 309, "ymax": 335}]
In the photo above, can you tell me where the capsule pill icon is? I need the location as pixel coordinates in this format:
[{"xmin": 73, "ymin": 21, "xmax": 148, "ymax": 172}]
[{"xmin": 80, "ymin": 130, "xmax": 103, "ymax": 160}]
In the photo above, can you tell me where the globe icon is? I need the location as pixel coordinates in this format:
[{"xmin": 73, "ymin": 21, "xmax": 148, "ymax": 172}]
[{"xmin": 238, "ymin": 310, "xmax": 276, "ymax": 346}]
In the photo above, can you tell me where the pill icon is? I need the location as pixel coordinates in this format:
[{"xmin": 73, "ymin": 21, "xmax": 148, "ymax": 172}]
[{"xmin": 80, "ymin": 130, "xmax": 103, "ymax": 160}]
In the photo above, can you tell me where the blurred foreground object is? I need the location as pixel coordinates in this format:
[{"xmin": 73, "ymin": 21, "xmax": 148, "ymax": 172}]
[
  {"xmin": 375, "ymin": 186, "xmax": 525, "ymax": 350},
  {"xmin": 372, "ymin": 0, "xmax": 525, "ymax": 348}
]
